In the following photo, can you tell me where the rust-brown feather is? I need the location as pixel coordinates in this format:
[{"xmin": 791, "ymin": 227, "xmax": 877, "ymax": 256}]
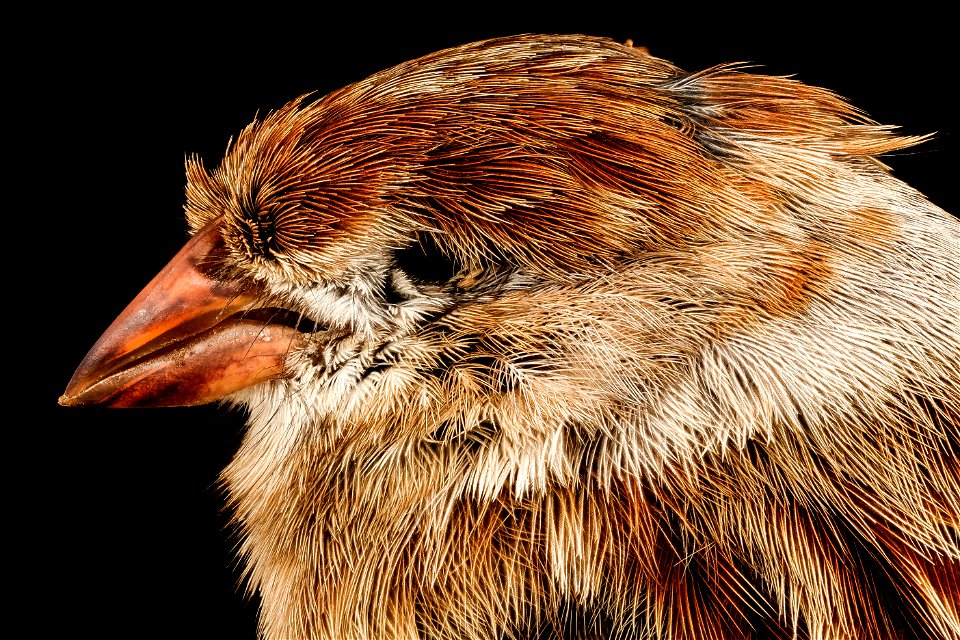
[{"xmin": 169, "ymin": 34, "xmax": 960, "ymax": 638}]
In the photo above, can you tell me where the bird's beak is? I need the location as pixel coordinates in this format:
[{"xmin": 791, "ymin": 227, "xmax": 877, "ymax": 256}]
[{"xmin": 60, "ymin": 220, "xmax": 303, "ymax": 408}]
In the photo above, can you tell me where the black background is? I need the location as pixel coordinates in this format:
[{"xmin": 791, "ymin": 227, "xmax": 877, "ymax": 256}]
[{"xmin": 28, "ymin": 9, "xmax": 955, "ymax": 639}]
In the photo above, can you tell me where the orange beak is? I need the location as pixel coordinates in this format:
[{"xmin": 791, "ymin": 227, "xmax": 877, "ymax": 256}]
[{"xmin": 60, "ymin": 220, "xmax": 303, "ymax": 408}]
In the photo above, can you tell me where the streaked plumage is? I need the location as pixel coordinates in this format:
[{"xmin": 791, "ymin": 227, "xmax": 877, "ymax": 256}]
[{"xmin": 63, "ymin": 34, "xmax": 959, "ymax": 639}]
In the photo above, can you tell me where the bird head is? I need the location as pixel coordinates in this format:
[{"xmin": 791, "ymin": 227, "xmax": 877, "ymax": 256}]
[{"xmin": 61, "ymin": 34, "xmax": 960, "ymax": 640}]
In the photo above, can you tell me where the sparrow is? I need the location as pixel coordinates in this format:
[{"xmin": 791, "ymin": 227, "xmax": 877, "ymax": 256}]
[{"xmin": 61, "ymin": 34, "xmax": 959, "ymax": 639}]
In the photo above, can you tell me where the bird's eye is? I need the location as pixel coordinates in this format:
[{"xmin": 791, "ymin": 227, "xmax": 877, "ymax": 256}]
[{"xmin": 393, "ymin": 232, "xmax": 460, "ymax": 285}]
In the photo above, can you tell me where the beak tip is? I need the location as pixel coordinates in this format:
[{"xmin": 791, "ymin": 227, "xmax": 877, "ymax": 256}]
[{"xmin": 60, "ymin": 370, "xmax": 93, "ymax": 407}]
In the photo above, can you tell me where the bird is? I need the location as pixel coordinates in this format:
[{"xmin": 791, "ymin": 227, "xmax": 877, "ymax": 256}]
[{"xmin": 60, "ymin": 33, "xmax": 959, "ymax": 639}]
